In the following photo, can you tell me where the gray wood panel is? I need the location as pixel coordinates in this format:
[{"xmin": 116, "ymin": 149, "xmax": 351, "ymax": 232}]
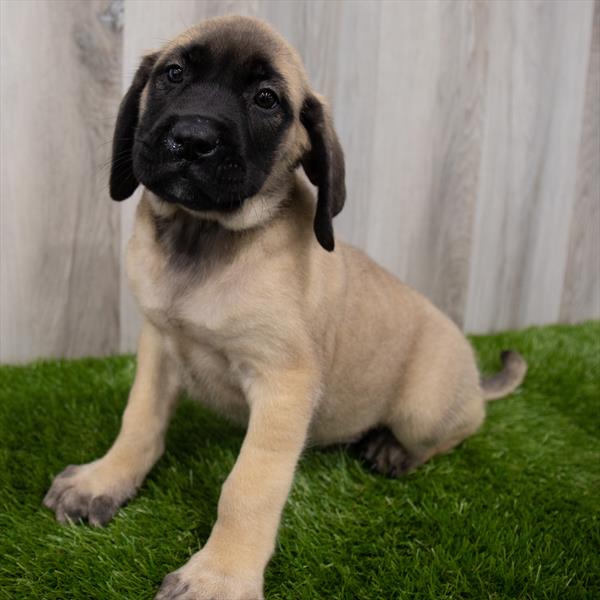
[
  {"xmin": 365, "ymin": 0, "xmax": 488, "ymax": 327},
  {"xmin": 560, "ymin": 0, "xmax": 600, "ymax": 324},
  {"xmin": 0, "ymin": 0, "xmax": 122, "ymax": 362},
  {"xmin": 464, "ymin": 0, "xmax": 595, "ymax": 332}
]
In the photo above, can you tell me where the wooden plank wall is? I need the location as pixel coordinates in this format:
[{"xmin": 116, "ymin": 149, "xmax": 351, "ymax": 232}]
[
  {"xmin": 560, "ymin": 1, "xmax": 600, "ymax": 326},
  {"xmin": 1, "ymin": 0, "xmax": 598, "ymax": 361},
  {"xmin": 465, "ymin": 0, "xmax": 596, "ymax": 331},
  {"xmin": 0, "ymin": 0, "xmax": 123, "ymax": 362}
]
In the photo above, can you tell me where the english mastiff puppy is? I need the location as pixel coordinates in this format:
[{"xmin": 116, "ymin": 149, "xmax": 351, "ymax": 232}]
[{"xmin": 44, "ymin": 15, "xmax": 527, "ymax": 600}]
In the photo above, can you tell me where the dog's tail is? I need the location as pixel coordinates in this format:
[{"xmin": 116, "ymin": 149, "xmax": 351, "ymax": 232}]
[{"xmin": 481, "ymin": 350, "xmax": 527, "ymax": 401}]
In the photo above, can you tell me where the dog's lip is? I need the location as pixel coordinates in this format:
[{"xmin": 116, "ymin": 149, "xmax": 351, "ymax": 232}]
[
  {"xmin": 146, "ymin": 177, "xmax": 247, "ymax": 213},
  {"xmin": 139, "ymin": 159, "xmax": 247, "ymax": 190}
]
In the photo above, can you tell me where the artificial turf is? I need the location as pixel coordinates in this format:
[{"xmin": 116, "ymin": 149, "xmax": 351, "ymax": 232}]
[{"xmin": 0, "ymin": 321, "xmax": 598, "ymax": 599}]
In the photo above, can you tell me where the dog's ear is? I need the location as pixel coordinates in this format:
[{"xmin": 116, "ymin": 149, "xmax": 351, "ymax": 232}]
[
  {"xmin": 110, "ymin": 53, "xmax": 158, "ymax": 201},
  {"xmin": 300, "ymin": 94, "xmax": 346, "ymax": 251}
]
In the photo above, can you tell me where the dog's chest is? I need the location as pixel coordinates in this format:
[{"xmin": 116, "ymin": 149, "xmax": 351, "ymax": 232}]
[
  {"xmin": 136, "ymin": 268, "xmax": 239, "ymax": 338},
  {"xmin": 127, "ymin": 219, "xmax": 258, "ymax": 422},
  {"xmin": 136, "ymin": 262, "xmax": 254, "ymax": 422},
  {"xmin": 128, "ymin": 210, "xmax": 247, "ymax": 334},
  {"xmin": 130, "ymin": 255, "xmax": 221, "ymax": 332}
]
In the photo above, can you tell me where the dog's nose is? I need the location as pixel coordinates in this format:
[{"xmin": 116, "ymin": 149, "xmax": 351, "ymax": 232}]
[{"xmin": 167, "ymin": 117, "xmax": 221, "ymax": 160}]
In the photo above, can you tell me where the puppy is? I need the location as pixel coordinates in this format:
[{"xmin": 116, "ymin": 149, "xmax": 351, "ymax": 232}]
[{"xmin": 44, "ymin": 15, "xmax": 527, "ymax": 600}]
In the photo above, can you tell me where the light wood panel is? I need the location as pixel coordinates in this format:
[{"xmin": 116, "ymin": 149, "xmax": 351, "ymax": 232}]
[
  {"xmin": 0, "ymin": 0, "xmax": 122, "ymax": 362},
  {"xmin": 560, "ymin": 0, "xmax": 600, "ymax": 324},
  {"xmin": 464, "ymin": 0, "xmax": 595, "ymax": 332},
  {"xmin": 365, "ymin": 0, "xmax": 489, "ymax": 327}
]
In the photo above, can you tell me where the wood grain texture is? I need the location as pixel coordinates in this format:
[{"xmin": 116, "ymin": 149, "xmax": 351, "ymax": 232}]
[
  {"xmin": 365, "ymin": 0, "xmax": 488, "ymax": 326},
  {"xmin": 465, "ymin": 0, "xmax": 595, "ymax": 332},
  {"xmin": 560, "ymin": 0, "xmax": 600, "ymax": 324},
  {"xmin": 0, "ymin": 0, "xmax": 122, "ymax": 362}
]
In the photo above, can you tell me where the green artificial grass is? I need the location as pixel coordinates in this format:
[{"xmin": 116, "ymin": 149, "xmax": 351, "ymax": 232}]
[{"xmin": 0, "ymin": 322, "xmax": 599, "ymax": 599}]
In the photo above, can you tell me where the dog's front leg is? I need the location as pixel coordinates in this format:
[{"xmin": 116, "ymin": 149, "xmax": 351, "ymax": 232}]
[
  {"xmin": 44, "ymin": 320, "xmax": 179, "ymax": 526},
  {"xmin": 156, "ymin": 365, "xmax": 318, "ymax": 600}
]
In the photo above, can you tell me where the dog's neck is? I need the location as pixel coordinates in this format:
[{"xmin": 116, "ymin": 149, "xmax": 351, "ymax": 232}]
[
  {"xmin": 142, "ymin": 173, "xmax": 312, "ymax": 274},
  {"xmin": 146, "ymin": 175, "xmax": 294, "ymax": 233},
  {"xmin": 150, "ymin": 206, "xmax": 241, "ymax": 273}
]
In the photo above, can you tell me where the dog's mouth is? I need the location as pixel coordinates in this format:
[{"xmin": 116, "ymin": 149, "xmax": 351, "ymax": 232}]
[
  {"xmin": 133, "ymin": 147, "xmax": 254, "ymax": 213},
  {"xmin": 148, "ymin": 178, "xmax": 247, "ymax": 213}
]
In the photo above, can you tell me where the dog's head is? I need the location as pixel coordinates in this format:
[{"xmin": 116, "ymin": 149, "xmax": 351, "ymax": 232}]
[{"xmin": 110, "ymin": 16, "xmax": 345, "ymax": 251}]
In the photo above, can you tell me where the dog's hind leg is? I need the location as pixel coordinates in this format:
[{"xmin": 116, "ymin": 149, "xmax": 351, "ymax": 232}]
[
  {"xmin": 43, "ymin": 321, "xmax": 180, "ymax": 526},
  {"xmin": 356, "ymin": 327, "xmax": 486, "ymax": 478}
]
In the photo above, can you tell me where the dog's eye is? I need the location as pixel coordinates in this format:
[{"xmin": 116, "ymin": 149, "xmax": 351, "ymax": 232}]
[
  {"xmin": 254, "ymin": 88, "xmax": 279, "ymax": 109},
  {"xmin": 166, "ymin": 65, "xmax": 184, "ymax": 83}
]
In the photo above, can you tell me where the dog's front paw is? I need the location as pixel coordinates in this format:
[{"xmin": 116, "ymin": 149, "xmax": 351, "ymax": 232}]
[
  {"xmin": 43, "ymin": 461, "xmax": 137, "ymax": 526},
  {"xmin": 155, "ymin": 551, "xmax": 263, "ymax": 600}
]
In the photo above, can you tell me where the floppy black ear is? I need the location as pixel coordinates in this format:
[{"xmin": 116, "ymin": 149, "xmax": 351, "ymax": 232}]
[
  {"xmin": 110, "ymin": 53, "xmax": 157, "ymax": 201},
  {"xmin": 300, "ymin": 94, "xmax": 346, "ymax": 251}
]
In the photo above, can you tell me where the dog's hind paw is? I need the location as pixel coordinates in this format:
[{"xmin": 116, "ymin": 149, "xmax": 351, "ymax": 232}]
[{"xmin": 353, "ymin": 427, "xmax": 420, "ymax": 478}]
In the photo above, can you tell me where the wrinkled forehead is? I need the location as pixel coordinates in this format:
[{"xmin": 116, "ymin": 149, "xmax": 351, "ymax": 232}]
[{"xmin": 157, "ymin": 16, "xmax": 309, "ymax": 111}]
